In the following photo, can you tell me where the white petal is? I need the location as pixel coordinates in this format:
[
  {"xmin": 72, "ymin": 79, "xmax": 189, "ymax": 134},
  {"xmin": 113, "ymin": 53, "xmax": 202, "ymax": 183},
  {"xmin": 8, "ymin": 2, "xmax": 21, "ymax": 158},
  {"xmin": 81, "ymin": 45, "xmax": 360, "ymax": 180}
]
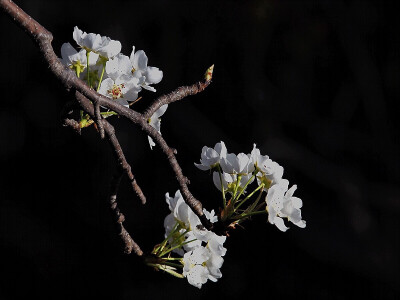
[
  {"xmin": 148, "ymin": 136, "xmax": 155, "ymax": 149},
  {"xmin": 129, "ymin": 46, "xmax": 136, "ymax": 61},
  {"xmin": 294, "ymin": 220, "xmax": 306, "ymax": 228},
  {"xmin": 152, "ymin": 104, "xmax": 168, "ymax": 119},
  {"xmin": 97, "ymin": 40, "xmax": 121, "ymax": 58},
  {"xmin": 133, "ymin": 50, "xmax": 148, "ymax": 71},
  {"xmin": 73, "ymin": 26, "xmax": 84, "ymax": 45},
  {"xmin": 142, "ymin": 84, "xmax": 157, "ymax": 92},
  {"xmin": 97, "ymin": 78, "xmax": 114, "ymax": 96},
  {"xmin": 144, "ymin": 67, "xmax": 163, "ymax": 84},
  {"xmin": 291, "ymin": 196, "xmax": 303, "ymax": 209},
  {"xmin": 285, "ymin": 185, "xmax": 297, "ymax": 198},
  {"xmin": 194, "ymin": 162, "xmax": 210, "ymax": 171},
  {"xmin": 123, "ymin": 88, "xmax": 139, "ymax": 102},
  {"xmin": 61, "ymin": 42, "xmax": 77, "ymax": 63},
  {"xmin": 88, "ymin": 51, "xmax": 99, "ymax": 65},
  {"xmin": 212, "ymin": 172, "xmax": 223, "ymax": 192},
  {"xmin": 274, "ymin": 217, "xmax": 289, "ymax": 232},
  {"xmin": 215, "ymin": 141, "xmax": 227, "ymax": 158},
  {"xmin": 115, "ymin": 98, "xmax": 129, "ymax": 107}
]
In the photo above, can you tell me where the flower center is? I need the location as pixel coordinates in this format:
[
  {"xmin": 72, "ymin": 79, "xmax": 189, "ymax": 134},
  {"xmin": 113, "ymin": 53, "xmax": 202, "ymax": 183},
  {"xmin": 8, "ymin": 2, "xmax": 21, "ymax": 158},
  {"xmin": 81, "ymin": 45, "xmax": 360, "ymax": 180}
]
[
  {"xmin": 107, "ymin": 83, "xmax": 125, "ymax": 99},
  {"xmin": 131, "ymin": 67, "xmax": 136, "ymax": 74}
]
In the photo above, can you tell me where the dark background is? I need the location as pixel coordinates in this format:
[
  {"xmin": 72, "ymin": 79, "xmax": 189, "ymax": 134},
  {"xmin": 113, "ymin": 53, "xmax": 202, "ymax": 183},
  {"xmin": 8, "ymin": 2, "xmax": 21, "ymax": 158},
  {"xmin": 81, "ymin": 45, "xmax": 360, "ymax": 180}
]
[{"xmin": 0, "ymin": 0, "xmax": 399, "ymax": 299}]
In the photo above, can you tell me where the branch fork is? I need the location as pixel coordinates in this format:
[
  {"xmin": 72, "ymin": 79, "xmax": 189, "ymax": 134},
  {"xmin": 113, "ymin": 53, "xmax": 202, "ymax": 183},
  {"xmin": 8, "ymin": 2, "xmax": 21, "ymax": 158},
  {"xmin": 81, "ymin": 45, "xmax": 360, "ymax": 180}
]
[{"xmin": 1, "ymin": 0, "xmax": 214, "ymax": 255}]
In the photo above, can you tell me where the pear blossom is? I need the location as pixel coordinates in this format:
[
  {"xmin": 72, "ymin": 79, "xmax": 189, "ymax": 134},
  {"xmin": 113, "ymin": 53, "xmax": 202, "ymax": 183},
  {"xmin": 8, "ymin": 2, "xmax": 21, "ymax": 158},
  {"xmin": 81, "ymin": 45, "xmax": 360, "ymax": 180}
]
[
  {"xmin": 255, "ymin": 159, "xmax": 284, "ymax": 190},
  {"xmin": 183, "ymin": 247, "xmax": 211, "ymax": 289},
  {"xmin": 163, "ymin": 190, "xmax": 203, "ymax": 254},
  {"xmin": 203, "ymin": 208, "xmax": 218, "ymax": 223},
  {"xmin": 130, "ymin": 46, "xmax": 163, "ymax": 92},
  {"xmin": 206, "ymin": 250, "xmax": 224, "ymax": 282},
  {"xmin": 212, "ymin": 171, "xmax": 254, "ymax": 194},
  {"xmin": 73, "ymin": 26, "xmax": 121, "ymax": 59},
  {"xmin": 98, "ymin": 74, "xmax": 141, "ymax": 107},
  {"xmin": 164, "ymin": 190, "xmax": 202, "ymax": 231},
  {"xmin": 265, "ymin": 179, "xmax": 306, "ymax": 231},
  {"xmin": 164, "ymin": 190, "xmax": 220, "ymax": 253},
  {"xmin": 250, "ymin": 144, "xmax": 284, "ymax": 189},
  {"xmin": 250, "ymin": 144, "xmax": 270, "ymax": 172},
  {"xmin": 182, "ymin": 243, "xmax": 226, "ymax": 288},
  {"xmin": 147, "ymin": 104, "xmax": 168, "ymax": 149},
  {"xmin": 194, "ymin": 141, "xmax": 227, "ymax": 170},
  {"xmin": 105, "ymin": 53, "xmax": 132, "ymax": 79},
  {"xmin": 220, "ymin": 152, "xmax": 255, "ymax": 175},
  {"xmin": 60, "ymin": 42, "xmax": 99, "ymax": 76}
]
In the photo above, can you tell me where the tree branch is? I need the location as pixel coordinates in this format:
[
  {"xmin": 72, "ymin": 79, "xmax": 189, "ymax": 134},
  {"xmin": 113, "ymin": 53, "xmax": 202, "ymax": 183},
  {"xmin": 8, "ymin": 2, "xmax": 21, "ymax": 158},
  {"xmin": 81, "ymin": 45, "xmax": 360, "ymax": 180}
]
[
  {"xmin": 0, "ymin": 0, "xmax": 213, "ymax": 248},
  {"xmin": 143, "ymin": 80, "xmax": 211, "ymax": 120},
  {"xmin": 109, "ymin": 171, "xmax": 143, "ymax": 256},
  {"xmin": 75, "ymin": 91, "xmax": 146, "ymax": 205}
]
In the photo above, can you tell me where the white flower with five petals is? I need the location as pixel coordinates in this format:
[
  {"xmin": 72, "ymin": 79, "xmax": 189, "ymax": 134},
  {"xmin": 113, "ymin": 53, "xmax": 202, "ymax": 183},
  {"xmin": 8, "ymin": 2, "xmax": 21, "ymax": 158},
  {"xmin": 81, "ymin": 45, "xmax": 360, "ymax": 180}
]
[
  {"xmin": 130, "ymin": 46, "xmax": 163, "ymax": 92},
  {"xmin": 182, "ymin": 247, "xmax": 211, "ymax": 289},
  {"xmin": 105, "ymin": 53, "xmax": 132, "ymax": 79},
  {"xmin": 98, "ymin": 74, "xmax": 141, "ymax": 107},
  {"xmin": 251, "ymin": 145, "xmax": 284, "ymax": 189},
  {"xmin": 73, "ymin": 26, "xmax": 121, "ymax": 59},
  {"xmin": 60, "ymin": 42, "xmax": 99, "ymax": 77},
  {"xmin": 220, "ymin": 152, "xmax": 255, "ymax": 175},
  {"xmin": 194, "ymin": 141, "xmax": 227, "ymax": 171},
  {"xmin": 212, "ymin": 171, "xmax": 254, "ymax": 194},
  {"xmin": 265, "ymin": 179, "xmax": 306, "ymax": 231}
]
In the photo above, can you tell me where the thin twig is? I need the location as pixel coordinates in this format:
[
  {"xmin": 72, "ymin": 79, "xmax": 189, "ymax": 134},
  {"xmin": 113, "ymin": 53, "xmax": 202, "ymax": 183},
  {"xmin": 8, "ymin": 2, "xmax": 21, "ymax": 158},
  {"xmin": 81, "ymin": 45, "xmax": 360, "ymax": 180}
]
[
  {"xmin": 75, "ymin": 92, "xmax": 146, "ymax": 205},
  {"xmin": 143, "ymin": 80, "xmax": 211, "ymax": 120},
  {"xmin": 109, "ymin": 171, "xmax": 143, "ymax": 256},
  {"xmin": 93, "ymin": 101, "xmax": 105, "ymax": 139}
]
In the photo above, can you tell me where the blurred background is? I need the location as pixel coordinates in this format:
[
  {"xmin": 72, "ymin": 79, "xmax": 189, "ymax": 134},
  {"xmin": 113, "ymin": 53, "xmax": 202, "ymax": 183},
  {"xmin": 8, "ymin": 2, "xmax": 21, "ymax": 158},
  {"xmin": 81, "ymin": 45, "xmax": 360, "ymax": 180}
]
[{"xmin": 0, "ymin": 0, "xmax": 399, "ymax": 299}]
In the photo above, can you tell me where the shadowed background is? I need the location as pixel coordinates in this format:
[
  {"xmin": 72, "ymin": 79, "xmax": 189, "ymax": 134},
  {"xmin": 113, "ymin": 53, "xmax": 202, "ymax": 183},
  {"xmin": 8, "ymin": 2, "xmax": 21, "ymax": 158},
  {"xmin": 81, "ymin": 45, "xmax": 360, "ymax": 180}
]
[{"xmin": 0, "ymin": 0, "xmax": 399, "ymax": 299}]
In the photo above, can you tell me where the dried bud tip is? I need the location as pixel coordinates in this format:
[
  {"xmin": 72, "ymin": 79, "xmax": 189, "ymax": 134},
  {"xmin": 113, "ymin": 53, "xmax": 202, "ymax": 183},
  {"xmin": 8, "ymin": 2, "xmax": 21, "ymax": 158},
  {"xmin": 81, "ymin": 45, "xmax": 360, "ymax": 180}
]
[{"xmin": 205, "ymin": 64, "xmax": 214, "ymax": 81}]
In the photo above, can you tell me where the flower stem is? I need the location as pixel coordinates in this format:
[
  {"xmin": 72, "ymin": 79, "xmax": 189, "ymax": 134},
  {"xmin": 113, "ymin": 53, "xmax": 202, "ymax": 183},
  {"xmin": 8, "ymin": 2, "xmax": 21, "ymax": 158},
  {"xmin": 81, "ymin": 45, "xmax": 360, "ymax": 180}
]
[
  {"xmin": 217, "ymin": 165, "xmax": 227, "ymax": 208},
  {"xmin": 235, "ymin": 183, "xmax": 264, "ymax": 211},
  {"xmin": 235, "ymin": 172, "xmax": 256, "ymax": 202},
  {"xmin": 232, "ymin": 174, "xmax": 242, "ymax": 203},
  {"xmin": 234, "ymin": 209, "xmax": 267, "ymax": 220},
  {"xmin": 86, "ymin": 51, "xmax": 90, "ymax": 87},
  {"xmin": 96, "ymin": 62, "xmax": 106, "ymax": 92},
  {"xmin": 159, "ymin": 239, "xmax": 196, "ymax": 257}
]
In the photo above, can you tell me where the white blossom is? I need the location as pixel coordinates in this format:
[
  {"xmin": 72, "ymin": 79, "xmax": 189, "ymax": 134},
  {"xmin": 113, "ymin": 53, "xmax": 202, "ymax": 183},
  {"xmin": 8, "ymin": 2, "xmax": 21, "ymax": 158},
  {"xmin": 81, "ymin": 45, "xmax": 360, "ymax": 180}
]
[
  {"xmin": 251, "ymin": 144, "xmax": 284, "ymax": 189},
  {"xmin": 147, "ymin": 104, "xmax": 168, "ymax": 149},
  {"xmin": 60, "ymin": 42, "xmax": 99, "ymax": 76},
  {"xmin": 183, "ymin": 247, "xmax": 211, "ymax": 289},
  {"xmin": 105, "ymin": 53, "xmax": 132, "ymax": 79},
  {"xmin": 250, "ymin": 144, "xmax": 270, "ymax": 172},
  {"xmin": 203, "ymin": 208, "xmax": 218, "ymax": 223},
  {"xmin": 212, "ymin": 171, "xmax": 254, "ymax": 194},
  {"xmin": 98, "ymin": 74, "xmax": 141, "ymax": 107},
  {"xmin": 130, "ymin": 46, "xmax": 163, "ymax": 92},
  {"xmin": 265, "ymin": 180, "xmax": 306, "ymax": 231},
  {"xmin": 194, "ymin": 141, "xmax": 227, "ymax": 170},
  {"xmin": 220, "ymin": 152, "xmax": 255, "ymax": 175},
  {"xmin": 73, "ymin": 26, "xmax": 121, "ymax": 59}
]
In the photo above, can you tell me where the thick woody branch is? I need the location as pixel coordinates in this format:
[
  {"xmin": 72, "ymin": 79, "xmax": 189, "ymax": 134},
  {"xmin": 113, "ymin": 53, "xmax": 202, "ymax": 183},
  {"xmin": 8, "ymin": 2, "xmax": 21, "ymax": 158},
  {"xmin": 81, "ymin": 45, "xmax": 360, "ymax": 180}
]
[
  {"xmin": 75, "ymin": 93, "xmax": 212, "ymax": 229},
  {"xmin": 1, "ymin": 0, "xmax": 211, "ymax": 229}
]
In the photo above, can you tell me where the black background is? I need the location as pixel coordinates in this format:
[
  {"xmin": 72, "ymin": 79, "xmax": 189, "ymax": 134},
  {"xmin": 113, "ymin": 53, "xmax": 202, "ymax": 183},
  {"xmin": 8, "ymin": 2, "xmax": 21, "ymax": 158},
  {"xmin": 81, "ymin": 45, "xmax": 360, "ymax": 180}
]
[{"xmin": 0, "ymin": 0, "xmax": 399, "ymax": 299}]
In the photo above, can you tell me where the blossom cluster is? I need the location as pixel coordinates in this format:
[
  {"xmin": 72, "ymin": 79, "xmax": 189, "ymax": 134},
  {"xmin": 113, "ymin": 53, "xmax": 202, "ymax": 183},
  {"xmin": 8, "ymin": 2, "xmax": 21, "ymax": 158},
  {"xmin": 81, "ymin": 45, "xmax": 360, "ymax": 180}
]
[
  {"xmin": 195, "ymin": 141, "xmax": 306, "ymax": 232},
  {"xmin": 163, "ymin": 190, "xmax": 226, "ymax": 289},
  {"xmin": 59, "ymin": 26, "xmax": 167, "ymax": 148},
  {"xmin": 58, "ymin": 27, "xmax": 306, "ymax": 289}
]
